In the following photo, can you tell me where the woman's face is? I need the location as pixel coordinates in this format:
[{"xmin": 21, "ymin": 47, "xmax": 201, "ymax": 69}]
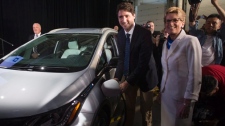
[{"xmin": 165, "ymin": 13, "xmax": 184, "ymax": 38}]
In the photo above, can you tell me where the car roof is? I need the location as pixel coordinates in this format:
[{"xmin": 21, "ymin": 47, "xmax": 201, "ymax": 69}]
[{"xmin": 48, "ymin": 28, "xmax": 116, "ymax": 34}]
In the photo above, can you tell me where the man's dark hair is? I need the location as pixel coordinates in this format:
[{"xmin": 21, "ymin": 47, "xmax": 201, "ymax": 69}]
[
  {"xmin": 146, "ymin": 20, "xmax": 154, "ymax": 24},
  {"xmin": 206, "ymin": 14, "xmax": 221, "ymax": 20},
  {"xmin": 145, "ymin": 21, "xmax": 154, "ymax": 28},
  {"xmin": 116, "ymin": 2, "xmax": 135, "ymax": 15},
  {"xmin": 201, "ymin": 75, "xmax": 218, "ymax": 94}
]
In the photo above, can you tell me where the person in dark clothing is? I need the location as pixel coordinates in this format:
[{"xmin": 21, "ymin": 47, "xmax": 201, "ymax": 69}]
[
  {"xmin": 28, "ymin": 23, "xmax": 42, "ymax": 58},
  {"xmin": 193, "ymin": 65, "xmax": 225, "ymax": 126},
  {"xmin": 189, "ymin": 0, "xmax": 225, "ymax": 66},
  {"xmin": 153, "ymin": 28, "xmax": 168, "ymax": 89},
  {"xmin": 114, "ymin": 2, "xmax": 153, "ymax": 126}
]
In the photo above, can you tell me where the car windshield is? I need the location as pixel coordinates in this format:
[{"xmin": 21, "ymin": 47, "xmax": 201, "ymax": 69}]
[{"xmin": 0, "ymin": 33, "xmax": 100, "ymax": 72}]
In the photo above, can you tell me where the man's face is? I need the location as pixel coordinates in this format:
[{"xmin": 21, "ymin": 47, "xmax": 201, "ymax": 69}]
[
  {"xmin": 118, "ymin": 10, "xmax": 135, "ymax": 32},
  {"xmin": 146, "ymin": 22, "xmax": 155, "ymax": 33},
  {"xmin": 33, "ymin": 23, "xmax": 41, "ymax": 34},
  {"xmin": 114, "ymin": 26, "xmax": 119, "ymax": 31},
  {"xmin": 204, "ymin": 17, "xmax": 221, "ymax": 35}
]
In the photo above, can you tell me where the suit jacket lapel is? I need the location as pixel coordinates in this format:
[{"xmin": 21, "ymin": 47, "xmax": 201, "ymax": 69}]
[
  {"xmin": 130, "ymin": 25, "xmax": 138, "ymax": 53},
  {"xmin": 167, "ymin": 30, "xmax": 186, "ymax": 59}
]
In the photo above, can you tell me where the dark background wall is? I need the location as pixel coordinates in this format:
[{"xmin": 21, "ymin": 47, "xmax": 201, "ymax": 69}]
[{"xmin": 0, "ymin": 0, "xmax": 122, "ymax": 56}]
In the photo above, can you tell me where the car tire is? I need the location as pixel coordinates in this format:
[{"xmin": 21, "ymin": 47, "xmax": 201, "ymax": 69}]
[{"xmin": 92, "ymin": 110, "xmax": 110, "ymax": 126}]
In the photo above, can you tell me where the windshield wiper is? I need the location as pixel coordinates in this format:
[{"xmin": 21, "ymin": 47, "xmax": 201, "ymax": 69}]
[{"xmin": 9, "ymin": 66, "xmax": 70, "ymax": 72}]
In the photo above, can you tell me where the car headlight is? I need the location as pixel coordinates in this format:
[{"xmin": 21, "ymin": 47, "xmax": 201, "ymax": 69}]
[
  {"xmin": 27, "ymin": 100, "xmax": 81, "ymax": 126},
  {"xmin": 0, "ymin": 100, "xmax": 81, "ymax": 126},
  {"xmin": 0, "ymin": 83, "xmax": 95, "ymax": 126}
]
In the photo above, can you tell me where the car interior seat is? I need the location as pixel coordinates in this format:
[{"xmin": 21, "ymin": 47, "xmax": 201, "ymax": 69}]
[
  {"xmin": 104, "ymin": 43, "xmax": 112, "ymax": 63},
  {"xmin": 61, "ymin": 41, "xmax": 81, "ymax": 58}
]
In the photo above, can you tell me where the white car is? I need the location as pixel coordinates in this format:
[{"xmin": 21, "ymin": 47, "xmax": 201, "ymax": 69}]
[{"xmin": 0, "ymin": 28, "xmax": 125, "ymax": 126}]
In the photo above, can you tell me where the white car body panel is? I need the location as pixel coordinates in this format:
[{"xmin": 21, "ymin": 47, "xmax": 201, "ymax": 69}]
[
  {"xmin": 0, "ymin": 68, "xmax": 96, "ymax": 118},
  {"xmin": 0, "ymin": 28, "xmax": 123, "ymax": 126}
]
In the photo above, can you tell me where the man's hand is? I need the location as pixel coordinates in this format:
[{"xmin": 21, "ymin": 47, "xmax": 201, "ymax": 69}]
[
  {"xmin": 32, "ymin": 52, "xmax": 39, "ymax": 59},
  {"xmin": 120, "ymin": 80, "xmax": 129, "ymax": 93},
  {"xmin": 196, "ymin": 15, "xmax": 207, "ymax": 20},
  {"xmin": 211, "ymin": 0, "xmax": 225, "ymax": 22},
  {"xmin": 211, "ymin": 0, "xmax": 218, "ymax": 7},
  {"xmin": 189, "ymin": 2, "xmax": 201, "ymax": 26},
  {"xmin": 114, "ymin": 78, "xmax": 119, "ymax": 82}
]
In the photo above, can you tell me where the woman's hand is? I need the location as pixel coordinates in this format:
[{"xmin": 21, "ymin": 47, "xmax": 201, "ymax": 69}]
[
  {"xmin": 177, "ymin": 103, "xmax": 191, "ymax": 118},
  {"xmin": 177, "ymin": 99, "xmax": 192, "ymax": 118}
]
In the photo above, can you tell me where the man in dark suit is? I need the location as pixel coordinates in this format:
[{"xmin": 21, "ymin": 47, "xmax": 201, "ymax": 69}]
[
  {"xmin": 114, "ymin": 2, "xmax": 153, "ymax": 126},
  {"xmin": 28, "ymin": 23, "xmax": 42, "ymax": 58}
]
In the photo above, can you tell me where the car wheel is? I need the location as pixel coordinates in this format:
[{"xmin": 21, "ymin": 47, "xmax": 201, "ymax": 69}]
[{"xmin": 93, "ymin": 110, "xmax": 110, "ymax": 126}]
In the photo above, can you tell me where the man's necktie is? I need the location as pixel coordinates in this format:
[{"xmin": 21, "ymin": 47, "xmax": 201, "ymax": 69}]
[
  {"xmin": 33, "ymin": 34, "xmax": 39, "ymax": 53},
  {"xmin": 124, "ymin": 33, "xmax": 130, "ymax": 76}
]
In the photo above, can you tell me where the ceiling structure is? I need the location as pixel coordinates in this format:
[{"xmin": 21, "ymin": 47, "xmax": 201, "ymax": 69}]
[{"xmin": 135, "ymin": 0, "xmax": 225, "ymax": 30}]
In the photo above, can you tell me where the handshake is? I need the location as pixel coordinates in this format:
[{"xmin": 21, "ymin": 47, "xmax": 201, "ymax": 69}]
[{"xmin": 188, "ymin": 0, "xmax": 202, "ymax": 5}]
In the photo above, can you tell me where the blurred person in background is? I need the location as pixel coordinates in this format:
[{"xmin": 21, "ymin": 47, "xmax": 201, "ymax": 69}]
[
  {"xmin": 189, "ymin": 0, "xmax": 225, "ymax": 66},
  {"xmin": 193, "ymin": 65, "xmax": 225, "ymax": 126}
]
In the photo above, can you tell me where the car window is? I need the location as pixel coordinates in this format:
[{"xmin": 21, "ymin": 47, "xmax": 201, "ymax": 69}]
[
  {"xmin": 95, "ymin": 34, "xmax": 118, "ymax": 75},
  {"xmin": 0, "ymin": 33, "xmax": 100, "ymax": 72},
  {"xmin": 106, "ymin": 35, "xmax": 118, "ymax": 57},
  {"xmin": 96, "ymin": 49, "xmax": 107, "ymax": 75}
]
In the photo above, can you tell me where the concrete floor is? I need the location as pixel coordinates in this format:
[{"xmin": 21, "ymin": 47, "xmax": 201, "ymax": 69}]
[
  {"xmin": 134, "ymin": 89, "xmax": 161, "ymax": 126},
  {"xmin": 110, "ymin": 88, "xmax": 161, "ymax": 126}
]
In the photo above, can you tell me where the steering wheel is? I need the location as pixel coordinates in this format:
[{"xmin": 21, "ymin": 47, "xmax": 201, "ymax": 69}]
[{"xmin": 80, "ymin": 51, "xmax": 91, "ymax": 56}]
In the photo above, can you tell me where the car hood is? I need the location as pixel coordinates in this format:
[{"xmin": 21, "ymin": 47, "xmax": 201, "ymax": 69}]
[{"xmin": 0, "ymin": 68, "xmax": 91, "ymax": 118}]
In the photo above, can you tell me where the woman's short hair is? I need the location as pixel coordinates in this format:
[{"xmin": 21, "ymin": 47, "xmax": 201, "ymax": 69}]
[
  {"xmin": 164, "ymin": 7, "xmax": 186, "ymax": 23},
  {"xmin": 201, "ymin": 75, "xmax": 218, "ymax": 94}
]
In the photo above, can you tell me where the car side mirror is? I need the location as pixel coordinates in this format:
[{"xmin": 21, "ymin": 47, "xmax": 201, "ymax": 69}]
[{"xmin": 101, "ymin": 79, "xmax": 120, "ymax": 97}]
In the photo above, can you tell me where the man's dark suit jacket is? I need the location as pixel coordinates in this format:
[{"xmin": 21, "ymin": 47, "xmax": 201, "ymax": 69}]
[
  {"xmin": 115, "ymin": 24, "xmax": 152, "ymax": 92},
  {"xmin": 28, "ymin": 34, "xmax": 36, "ymax": 41},
  {"xmin": 28, "ymin": 34, "xmax": 53, "ymax": 57},
  {"xmin": 28, "ymin": 33, "xmax": 43, "ymax": 41},
  {"xmin": 28, "ymin": 34, "xmax": 45, "ymax": 53},
  {"xmin": 152, "ymin": 31, "xmax": 161, "ymax": 38}
]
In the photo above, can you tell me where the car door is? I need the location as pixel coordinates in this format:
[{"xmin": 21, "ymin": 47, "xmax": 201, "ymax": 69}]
[{"xmin": 93, "ymin": 34, "xmax": 124, "ymax": 126}]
